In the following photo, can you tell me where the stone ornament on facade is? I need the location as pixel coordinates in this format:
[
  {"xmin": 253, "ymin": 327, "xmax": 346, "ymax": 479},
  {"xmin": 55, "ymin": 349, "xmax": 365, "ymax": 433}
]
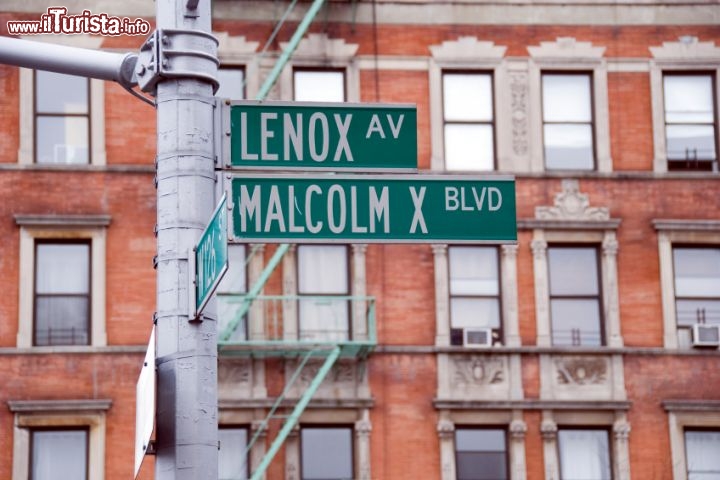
[
  {"xmin": 453, "ymin": 355, "xmax": 505, "ymax": 386},
  {"xmin": 509, "ymin": 71, "xmax": 529, "ymax": 155},
  {"xmin": 510, "ymin": 419, "xmax": 528, "ymax": 440},
  {"xmin": 613, "ymin": 420, "xmax": 631, "ymax": 440},
  {"xmin": 535, "ymin": 179, "xmax": 610, "ymax": 221},
  {"xmin": 528, "ymin": 37, "xmax": 605, "ymax": 60},
  {"xmin": 540, "ymin": 419, "xmax": 558, "ymax": 440},
  {"xmin": 555, "ymin": 356, "xmax": 608, "ymax": 386},
  {"xmin": 218, "ymin": 359, "xmax": 252, "ymax": 385},
  {"xmin": 437, "ymin": 418, "xmax": 455, "ymax": 439},
  {"xmin": 650, "ymin": 36, "xmax": 720, "ymax": 60},
  {"xmin": 531, "ymin": 238, "xmax": 548, "ymax": 260},
  {"xmin": 429, "ymin": 36, "xmax": 506, "ymax": 61},
  {"xmin": 281, "ymin": 33, "xmax": 359, "ymax": 61}
]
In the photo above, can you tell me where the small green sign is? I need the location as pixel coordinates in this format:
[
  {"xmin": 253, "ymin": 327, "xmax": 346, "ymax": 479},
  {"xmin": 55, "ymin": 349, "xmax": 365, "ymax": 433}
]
[
  {"xmin": 227, "ymin": 175, "xmax": 516, "ymax": 243},
  {"xmin": 228, "ymin": 101, "xmax": 417, "ymax": 171},
  {"xmin": 195, "ymin": 195, "xmax": 228, "ymax": 314}
]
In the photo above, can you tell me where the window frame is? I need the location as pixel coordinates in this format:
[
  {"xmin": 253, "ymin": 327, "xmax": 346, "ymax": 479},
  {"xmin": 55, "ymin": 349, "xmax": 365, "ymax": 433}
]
[
  {"xmin": 556, "ymin": 426, "xmax": 613, "ymax": 480},
  {"xmin": 29, "ymin": 426, "xmax": 90, "ymax": 480},
  {"xmin": 453, "ymin": 426, "xmax": 509, "ymax": 480},
  {"xmin": 547, "ymin": 244, "xmax": 605, "ymax": 347},
  {"xmin": 299, "ymin": 425, "xmax": 355, "ymax": 480},
  {"xmin": 296, "ymin": 244, "xmax": 352, "ymax": 341},
  {"xmin": 683, "ymin": 428, "xmax": 720, "ymax": 479},
  {"xmin": 33, "ymin": 70, "xmax": 91, "ymax": 166},
  {"xmin": 441, "ymin": 70, "xmax": 498, "ymax": 171},
  {"xmin": 671, "ymin": 245, "xmax": 720, "ymax": 335},
  {"xmin": 447, "ymin": 245, "xmax": 503, "ymax": 346},
  {"xmin": 32, "ymin": 239, "xmax": 92, "ymax": 347},
  {"xmin": 662, "ymin": 72, "xmax": 718, "ymax": 171},
  {"xmin": 216, "ymin": 65, "xmax": 247, "ymax": 102},
  {"xmin": 540, "ymin": 70, "xmax": 597, "ymax": 171}
]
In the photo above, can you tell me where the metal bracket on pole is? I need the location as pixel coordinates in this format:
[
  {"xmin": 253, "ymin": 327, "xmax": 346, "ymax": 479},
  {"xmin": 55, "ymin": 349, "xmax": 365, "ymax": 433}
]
[{"xmin": 135, "ymin": 29, "xmax": 220, "ymax": 95}]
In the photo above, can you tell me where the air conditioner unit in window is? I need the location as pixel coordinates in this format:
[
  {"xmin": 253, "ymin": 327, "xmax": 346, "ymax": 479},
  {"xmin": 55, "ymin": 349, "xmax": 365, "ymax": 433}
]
[
  {"xmin": 691, "ymin": 324, "xmax": 720, "ymax": 348},
  {"xmin": 463, "ymin": 328, "xmax": 493, "ymax": 348}
]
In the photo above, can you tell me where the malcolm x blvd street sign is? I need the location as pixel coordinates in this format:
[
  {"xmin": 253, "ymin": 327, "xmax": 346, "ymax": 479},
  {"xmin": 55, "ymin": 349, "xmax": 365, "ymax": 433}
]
[
  {"xmin": 227, "ymin": 101, "xmax": 417, "ymax": 171},
  {"xmin": 226, "ymin": 174, "xmax": 516, "ymax": 243}
]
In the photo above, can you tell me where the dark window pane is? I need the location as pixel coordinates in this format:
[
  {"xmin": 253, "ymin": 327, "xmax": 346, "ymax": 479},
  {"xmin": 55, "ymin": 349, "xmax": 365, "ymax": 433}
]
[
  {"xmin": 36, "ymin": 116, "xmax": 89, "ymax": 165},
  {"xmin": 543, "ymin": 124, "xmax": 594, "ymax": 170},
  {"xmin": 551, "ymin": 299, "xmax": 602, "ymax": 346},
  {"xmin": 549, "ymin": 248, "xmax": 599, "ymax": 295},
  {"xmin": 219, "ymin": 428, "xmax": 248, "ymax": 480},
  {"xmin": 301, "ymin": 428, "xmax": 353, "ymax": 480},
  {"xmin": 558, "ymin": 429, "xmax": 611, "ymax": 480},
  {"xmin": 32, "ymin": 429, "xmax": 87, "ymax": 480},
  {"xmin": 456, "ymin": 429, "xmax": 507, "ymax": 480},
  {"xmin": 36, "ymin": 71, "xmax": 88, "ymax": 114},
  {"xmin": 35, "ymin": 296, "xmax": 89, "ymax": 346},
  {"xmin": 294, "ymin": 71, "xmax": 345, "ymax": 102}
]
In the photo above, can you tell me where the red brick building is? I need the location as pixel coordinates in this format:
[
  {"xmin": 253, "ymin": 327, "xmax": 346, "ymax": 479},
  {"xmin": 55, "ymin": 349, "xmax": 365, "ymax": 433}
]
[{"xmin": 0, "ymin": 1, "xmax": 719, "ymax": 479}]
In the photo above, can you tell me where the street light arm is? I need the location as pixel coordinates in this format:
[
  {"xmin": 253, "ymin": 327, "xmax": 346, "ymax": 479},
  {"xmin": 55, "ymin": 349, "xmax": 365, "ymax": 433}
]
[{"xmin": 0, "ymin": 36, "xmax": 138, "ymax": 89}]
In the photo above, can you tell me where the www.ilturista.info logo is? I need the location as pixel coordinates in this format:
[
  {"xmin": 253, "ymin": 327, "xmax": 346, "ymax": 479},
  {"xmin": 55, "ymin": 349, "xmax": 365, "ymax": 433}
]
[{"xmin": 7, "ymin": 7, "xmax": 151, "ymax": 36}]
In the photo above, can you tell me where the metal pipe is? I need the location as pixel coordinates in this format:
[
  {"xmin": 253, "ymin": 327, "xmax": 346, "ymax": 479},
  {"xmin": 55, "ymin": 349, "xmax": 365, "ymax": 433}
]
[{"xmin": 0, "ymin": 36, "xmax": 137, "ymax": 88}]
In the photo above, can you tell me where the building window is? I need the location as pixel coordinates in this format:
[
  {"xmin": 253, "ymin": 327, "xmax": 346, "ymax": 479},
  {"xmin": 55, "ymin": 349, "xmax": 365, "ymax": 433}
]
[
  {"xmin": 30, "ymin": 428, "xmax": 88, "ymax": 480},
  {"xmin": 34, "ymin": 70, "xmax": 90, "ymax": 165},
  {"xmin": 217, "ymin": 67, "xmax": 245, "ymax": 101},
  {"xmin": 558, "ymin": 429, "xmax": 611, "ymax": 480},
  {"xmin": 294, "ymin": 69, "xmax": 346, "ymax": 102},
  {"xmin": 34, "ymin": 241, "xmax": 90, "ymax": 346},
  {"xmin": 301, "ymin": 427, "xmax": 353, "ymax": 480},
  {"xmin": 455, "ymin": 428, "xmax": 508, "ymax": 480},
  {"xmin": 442, "ymin": 72, "xmax": 495, "ymax": 171},
  {"xmin": 219, "ymin": 427, "xmax": 248, "ymax": 480},
  {"xmin": 548, "ymin": 246, "xmax": 603, "ymax": 346},
  {"xmin": 297, "ymin": 245, "xmax": 350, "ymax": 341},
  {"xmin": 448, "ymin": 246, "xmax": 501, "ymax": 346},
  {"xmin": 673, "ymin": 247, "xmax": 720, "ymax": 334},
  {"xmin": 685, "ymin": 430, "xmax": 720, "ymax": 479},
  {"xmin": 542, "ymin": 73, "xmax": 594, "ymax": 170},
  {"xmin": 663, "ymin": 74, "xmax": 717, "ymax": 171},
  {"xmin": 217, "ymin": 245, "xmax": 248, "ymax": 341}
]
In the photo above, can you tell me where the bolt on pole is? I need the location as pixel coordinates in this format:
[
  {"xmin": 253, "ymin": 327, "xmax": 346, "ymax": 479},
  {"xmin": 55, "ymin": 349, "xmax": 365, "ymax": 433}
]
[{"xmin": 149, "ymin": 0, "xmax": 219, "ymax": 478}]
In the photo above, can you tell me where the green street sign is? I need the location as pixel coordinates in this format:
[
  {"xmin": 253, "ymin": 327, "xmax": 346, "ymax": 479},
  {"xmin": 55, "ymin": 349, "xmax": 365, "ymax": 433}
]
[
  {"xmin": 226, "ymin": 175, "xmax": 516, "ymax": 243},
  {"xmin": 194, "ymin": 195, "xmax": 228, "ymax": 314},
  {"xmin": 226, "ymin": 101, "xmax": 417, "ymax": 171}
]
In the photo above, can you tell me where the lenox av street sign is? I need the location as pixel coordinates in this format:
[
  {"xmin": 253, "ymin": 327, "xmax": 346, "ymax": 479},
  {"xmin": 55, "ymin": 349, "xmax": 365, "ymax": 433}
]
[
  {"xmin": 226, "ymin": 101, "xmax": 417, "ymax": 171},
  {"xmin": 226, "ymin": 174, "xmax": 516, "ymax": 243}
]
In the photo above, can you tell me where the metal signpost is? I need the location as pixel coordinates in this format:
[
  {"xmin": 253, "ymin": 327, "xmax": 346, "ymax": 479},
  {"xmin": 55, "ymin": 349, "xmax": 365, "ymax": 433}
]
[
  {"xmin": 192, "ymin": 195, "xmax": 228, "ymax": 317},
  {"xmin": 134, "ymin": 327, "xmax": 156, "ymax": 478},
  {"xmin": 225, "ymin": 101, "xmax": 417, "ymax": 171},
  {"xmin": 226, "ymin": 174, "xmax": 517, "ymax": 243}
]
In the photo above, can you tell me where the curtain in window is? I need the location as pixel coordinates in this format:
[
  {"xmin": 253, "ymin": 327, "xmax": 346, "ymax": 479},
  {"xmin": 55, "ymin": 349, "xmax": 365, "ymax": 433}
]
[
  {"xmin": 218, "ymin": 428, "xmax": 248, "ymax": 480},
  {"xmin": 32, "ymin": 430, "xmax": 87, "ymax": 480},
  {"xmin": 686, "ymin": 431, "xmax": 720, "ymax": 479},
  {"xmin": 558, "ymin": 430, "xmax": 611, "ymax": 480}
]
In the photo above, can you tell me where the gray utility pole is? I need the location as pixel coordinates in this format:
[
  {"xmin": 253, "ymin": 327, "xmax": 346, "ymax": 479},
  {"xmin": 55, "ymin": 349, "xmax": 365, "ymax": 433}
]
[{"xmin": 139, "ymin": 0, "xmax": 220, "ymax": 478}]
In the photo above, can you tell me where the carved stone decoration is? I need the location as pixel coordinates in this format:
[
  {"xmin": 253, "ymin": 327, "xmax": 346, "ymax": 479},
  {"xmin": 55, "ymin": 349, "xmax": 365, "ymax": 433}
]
[
  {"xmin": 437, "ymin": 418, "xmax": 455, "ymax": 439},
  {"xmin": 531, "ymin": 238, "xmax": 547, "ymax": 261},
  {"xmin": 429, "ymin": 36, "xmax": 507, "ymax": 61},
  {"xmin": 613, "ymin": 420, "xmax": 631, "ymax": 440},
  {"xmin": 535, "ymin": 179, "xmax": 610, "ymax": 221},
  {"xmin": 281, "ymin": 33, "xmax": 358, "ymax": 61},
  {"xmin": 528, "ymin": 37, "xmax": 605, "ymax": 60},
  {"xmin": 555, "ymin": 356, "xmax": 608, "ymax": 386},
  {"xmin": 453, "ymin": 355, "xmax": 505, "ymax": 387},
  {"xmin": 540, "ymin": 419, "xmax": 558, "ymax": 440},
  {"xmin": 650, "ymin": 37, "xmax": 720, "ymax": 61},
  {"xmin": 215, "ymin": 33, "xmax": 259, "ymax": 57},
  {"xmin": 509, "ymin": 71, "xmax": 529, "ymax": 155},
  {"xmin": 510, "ymin": 419, "xmax": 528, "ymax": 440},
  {"xmin": 218, "ymin": 359, "xmax": 252, "ymax": 399}
]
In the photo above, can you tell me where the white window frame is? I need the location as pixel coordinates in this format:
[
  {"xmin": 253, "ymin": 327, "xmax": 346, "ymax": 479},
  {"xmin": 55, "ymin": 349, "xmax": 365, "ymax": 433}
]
[
  {"xmin": 528, "ymin": 37, "xmax": 612, "ymax": 173},
  {"xmin": 653, "ymin": 220, "xmax": 720, "ymax": 349},
  {"xmin": 18, "ymin": 35, "xmax": 106, "ymax": 166},
  {"xmin": 15, "ymin": 214, "xmax": 110, "ymax": 348},
  {"xmin": 278, "ymin": 33, "xmax": 359, "ymax": 102},
  {"xmin": 649, "ymin": 37, "xmax": 720, "ymax": 173},
  {"xmin": 215, "ymin": 32, "xmax": 260, "ymax": 100},
  {"xmin": 541, "ymin": 411, "xmax": 631, "ymax": 480},
  {"xmin": 437, "ymin": 410, "xmax": 527, "ymax": 480},
  {"xmin": 664, "ymin": 401, "xmax": 720, "ymax": 480},
  {"xmin": 429, "ymin": 37, "xmax": 507, "ymax": 172},
  {"xmin": 9, "ymin": 399, "xmax": 110, "ymax": 480}
]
